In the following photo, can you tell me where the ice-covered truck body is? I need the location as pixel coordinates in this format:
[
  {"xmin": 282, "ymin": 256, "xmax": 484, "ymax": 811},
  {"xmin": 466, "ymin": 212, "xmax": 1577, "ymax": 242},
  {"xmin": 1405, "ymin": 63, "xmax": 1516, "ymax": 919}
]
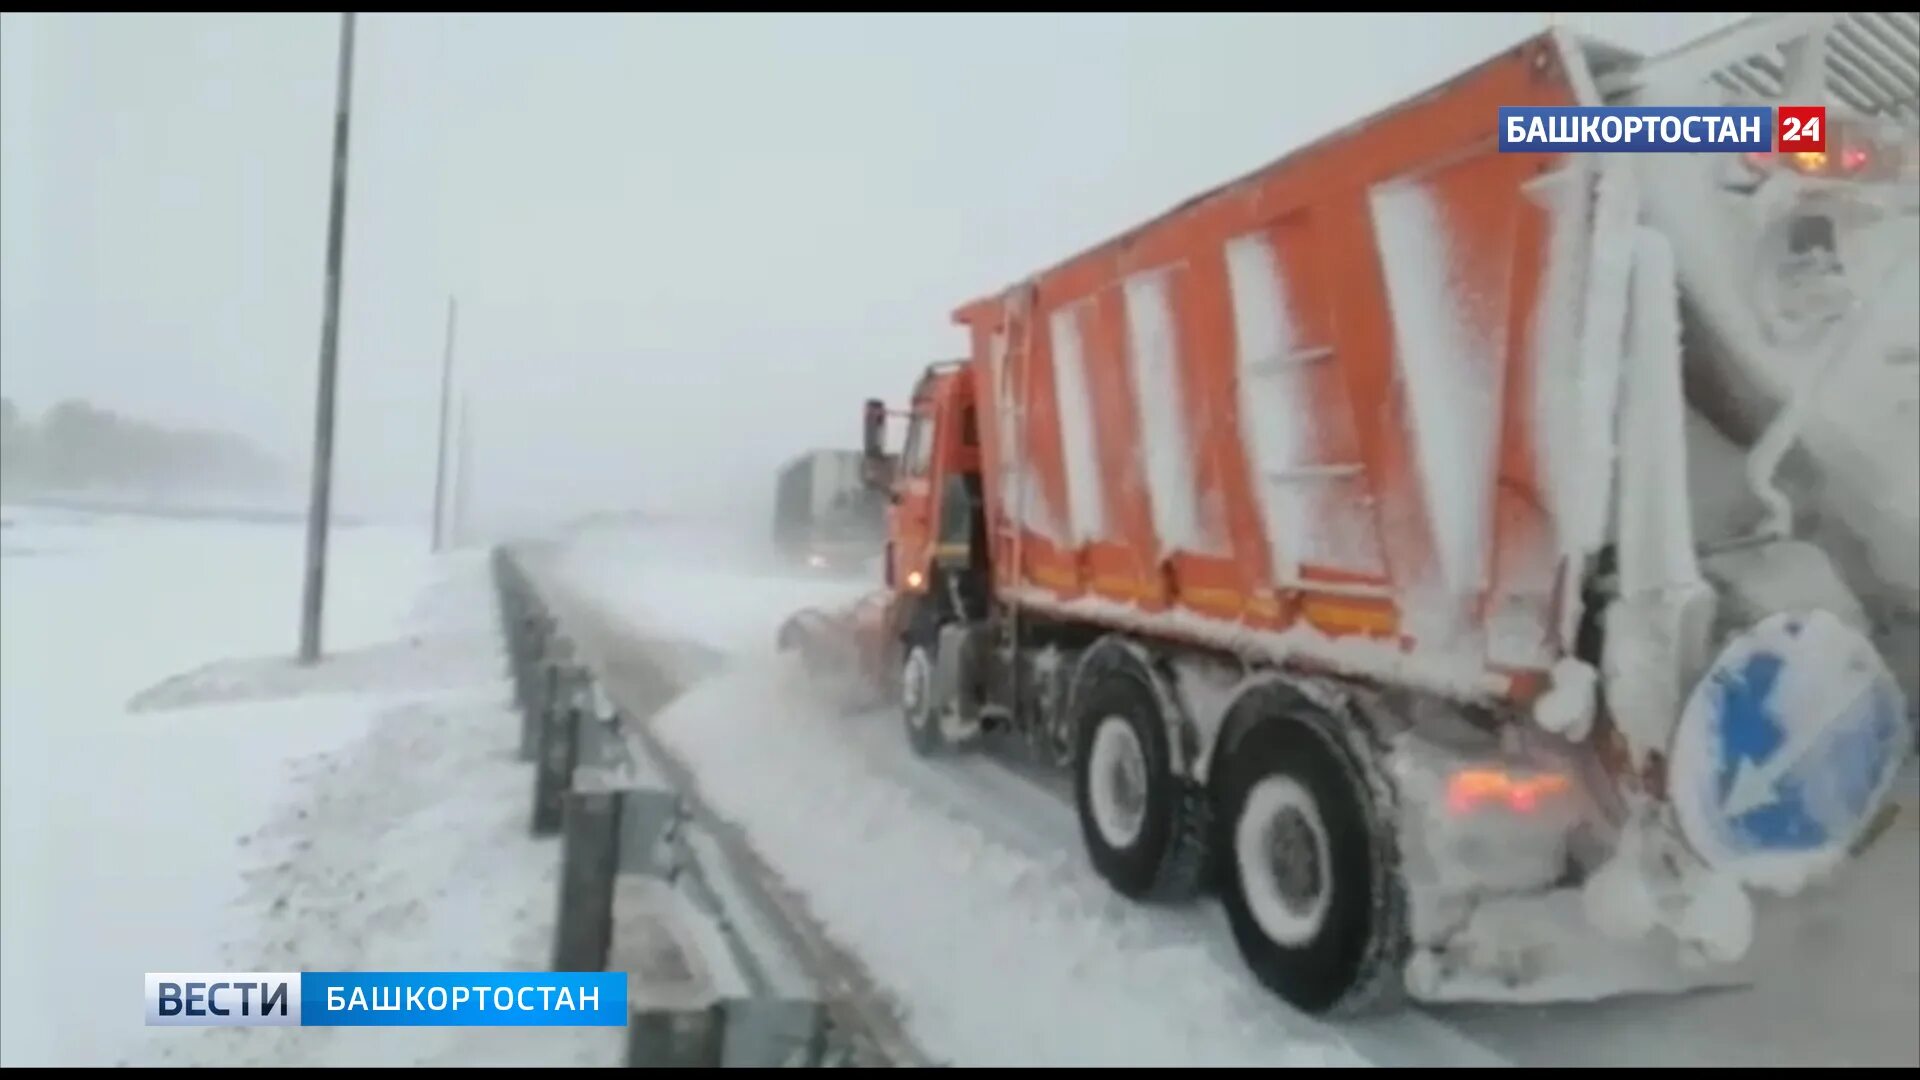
[
  {"xmin": 781, "ymin": 14, "xmax": 1917, "ymax": 1014},
  {"xmin": 772, "ymin": 448, "xmax": 886, "ymax": 573}
]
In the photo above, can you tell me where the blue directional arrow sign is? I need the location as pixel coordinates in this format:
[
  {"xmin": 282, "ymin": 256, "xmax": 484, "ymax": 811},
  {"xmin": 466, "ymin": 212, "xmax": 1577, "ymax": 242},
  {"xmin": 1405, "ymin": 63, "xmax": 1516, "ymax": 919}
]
[{"xmin": 1671, "ymin": 611, "xmax": 1910, "ymax": 881}]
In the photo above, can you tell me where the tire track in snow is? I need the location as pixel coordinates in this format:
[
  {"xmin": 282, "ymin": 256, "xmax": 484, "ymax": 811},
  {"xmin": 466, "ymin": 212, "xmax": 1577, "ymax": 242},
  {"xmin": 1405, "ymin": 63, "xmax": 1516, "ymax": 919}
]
[
  {"xmin": 833, "ymin": 706, "xmax": 1083, "ymax": 860},
  {"xmin": 643, "ymin": 661, "xmax": 1367, "ymax": 1066},
  {"xmin": 816, "ymin": 676, "xmax": 1513, "ymax": 1069}
]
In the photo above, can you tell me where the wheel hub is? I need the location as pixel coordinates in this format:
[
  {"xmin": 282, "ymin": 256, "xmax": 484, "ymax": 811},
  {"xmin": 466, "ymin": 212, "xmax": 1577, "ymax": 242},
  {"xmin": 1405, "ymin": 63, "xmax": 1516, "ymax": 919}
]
[
  {"xmin": 1234, "ymin": 775, "xmax": 1333, "ymax": 947},
  {"xmin": 1088, "ymin": 717, "xmax": 1149, "ymax": 848},
  {"xmin": 1266, "ymin": 807, "xmax": 1323, "ymax": 916},
  {"xmin": 902, "ymin": 649, "xmax": 932, "ymax": 730}
]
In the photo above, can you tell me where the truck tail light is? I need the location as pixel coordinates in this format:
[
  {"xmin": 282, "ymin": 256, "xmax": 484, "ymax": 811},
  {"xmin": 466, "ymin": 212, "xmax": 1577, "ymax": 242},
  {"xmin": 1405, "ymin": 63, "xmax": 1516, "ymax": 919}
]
[{"xmin": 1446, "ymin": 768, "xmax": 1571, "ymax": 815}]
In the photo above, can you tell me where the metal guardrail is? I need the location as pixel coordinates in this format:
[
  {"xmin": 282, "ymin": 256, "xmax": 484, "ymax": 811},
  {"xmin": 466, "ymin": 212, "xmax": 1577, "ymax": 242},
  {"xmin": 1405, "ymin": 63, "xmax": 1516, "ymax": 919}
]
[{"xmin": 490, "ymin": 547, "xmax": 906, "ymax": 1068}]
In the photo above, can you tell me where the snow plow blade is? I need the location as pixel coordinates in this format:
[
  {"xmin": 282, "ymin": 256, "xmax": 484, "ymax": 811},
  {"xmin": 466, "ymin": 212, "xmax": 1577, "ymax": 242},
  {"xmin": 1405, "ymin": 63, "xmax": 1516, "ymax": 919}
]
[{"xmin": 775, "ymin": 589, "xmax": 898, "ymax": 714}]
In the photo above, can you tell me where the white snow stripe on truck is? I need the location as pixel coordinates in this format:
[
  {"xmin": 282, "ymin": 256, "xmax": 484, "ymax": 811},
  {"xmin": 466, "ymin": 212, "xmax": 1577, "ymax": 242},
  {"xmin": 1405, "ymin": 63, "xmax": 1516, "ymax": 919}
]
[
  {"xmin": 1123, "ymin": 266, "xmax": 1216, "ymax": 557},
  {"xmin": 1049, "ymin": 303, "xmax": 1109, "ymax": 545},
  {"xmin": 1368, "ymin": 179, "xmax": 1503, "ymax": 606}
]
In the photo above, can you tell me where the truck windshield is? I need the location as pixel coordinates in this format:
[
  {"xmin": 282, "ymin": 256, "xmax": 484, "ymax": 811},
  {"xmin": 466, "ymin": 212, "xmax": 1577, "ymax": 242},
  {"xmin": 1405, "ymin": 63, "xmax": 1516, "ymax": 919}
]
[{"xmin": 901, "ymin": 411, "xmax": 934, "ymax": 478}]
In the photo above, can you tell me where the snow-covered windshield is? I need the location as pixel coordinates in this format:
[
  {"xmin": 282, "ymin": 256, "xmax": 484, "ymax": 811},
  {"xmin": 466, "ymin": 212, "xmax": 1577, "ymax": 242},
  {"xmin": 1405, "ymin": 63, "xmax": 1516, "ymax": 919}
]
[{"xmin": 901, "ymin": 411, "xmax": 934, "ymax": 478}]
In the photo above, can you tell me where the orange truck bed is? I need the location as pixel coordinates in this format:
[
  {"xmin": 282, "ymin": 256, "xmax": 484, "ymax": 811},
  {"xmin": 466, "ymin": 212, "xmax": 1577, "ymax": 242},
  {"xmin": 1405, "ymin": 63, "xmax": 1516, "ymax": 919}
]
[{"xmin": 952, "ymin": 33, "xmax": 1593, "ymax": 702}]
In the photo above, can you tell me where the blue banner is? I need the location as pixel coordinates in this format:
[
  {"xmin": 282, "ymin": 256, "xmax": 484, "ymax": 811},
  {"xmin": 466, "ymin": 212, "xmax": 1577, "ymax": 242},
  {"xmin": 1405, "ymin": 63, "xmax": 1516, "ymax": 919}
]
[
  {"xmin": 1499, "ymin": 106, "xmax": 1771, "ymax": 153},
  {"xmin": 300, "ymin": 971, "xmax": 627, "ymax": 1027}
]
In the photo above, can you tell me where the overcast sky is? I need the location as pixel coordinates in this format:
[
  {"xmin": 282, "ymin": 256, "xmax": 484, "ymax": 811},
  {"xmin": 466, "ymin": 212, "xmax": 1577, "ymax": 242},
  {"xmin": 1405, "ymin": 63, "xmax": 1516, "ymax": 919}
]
[{"xmin": 0, "ymin": 12, "xmax": 1745, "ymax": 531}]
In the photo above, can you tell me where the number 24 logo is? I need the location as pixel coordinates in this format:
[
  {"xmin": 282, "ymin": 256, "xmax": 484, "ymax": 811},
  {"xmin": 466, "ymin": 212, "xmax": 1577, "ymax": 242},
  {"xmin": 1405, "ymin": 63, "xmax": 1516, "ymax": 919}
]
[
  {"xmin": 1784, "ymin": 115, "xmax": 1821, "ymax": 142},
  {"xmin": 1778, "ymin": 106, "xmax": 1827, "ymax": 152}
]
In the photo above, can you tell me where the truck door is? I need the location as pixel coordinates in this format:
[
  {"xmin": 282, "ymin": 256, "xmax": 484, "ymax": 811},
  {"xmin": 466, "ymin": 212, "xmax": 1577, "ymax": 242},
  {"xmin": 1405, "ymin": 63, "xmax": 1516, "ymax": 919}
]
[{"xmin": 891, "ymin": 406, "xmax": 937, "ymax": 593}]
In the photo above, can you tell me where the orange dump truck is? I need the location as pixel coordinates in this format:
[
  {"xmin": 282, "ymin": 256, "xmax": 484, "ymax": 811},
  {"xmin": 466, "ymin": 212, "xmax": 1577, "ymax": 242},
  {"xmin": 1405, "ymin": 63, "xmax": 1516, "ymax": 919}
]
[{"xmin": 782, "ymin": 14, "xmax": 1917, "ymax": 1014}]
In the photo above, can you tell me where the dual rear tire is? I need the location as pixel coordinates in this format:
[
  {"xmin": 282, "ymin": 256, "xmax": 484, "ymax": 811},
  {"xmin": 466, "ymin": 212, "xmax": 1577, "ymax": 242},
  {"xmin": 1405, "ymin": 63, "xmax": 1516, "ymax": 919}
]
[
  {"xmin": 1069, "ymin": 651, "xmax": 1407, "ymax": 1015},
  {"xmin": 1210, "ymin": 693, "xmax": 1407, "ymax": 1016}
]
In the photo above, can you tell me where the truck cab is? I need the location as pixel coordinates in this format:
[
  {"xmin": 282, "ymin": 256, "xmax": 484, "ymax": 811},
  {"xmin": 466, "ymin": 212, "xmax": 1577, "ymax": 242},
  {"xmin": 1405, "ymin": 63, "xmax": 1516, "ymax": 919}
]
[{"xmin": 866, "ymin": 361, "xmax": 989, "ymax": 621}]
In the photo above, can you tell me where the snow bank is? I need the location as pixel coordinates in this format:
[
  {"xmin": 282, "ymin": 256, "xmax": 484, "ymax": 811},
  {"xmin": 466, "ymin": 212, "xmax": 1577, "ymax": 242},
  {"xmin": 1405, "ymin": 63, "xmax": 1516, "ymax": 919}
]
[
  {"xmin": 163, "ymin": 681, "xmax": 615, "ymax": 1067},
  {"xmin": 141, "ymin": 549, "xmax": 621, "ymax": 1067},
  {"xmin": 0, "ymin": 510, "xmax": 427, "ymax": 1066},
  {"xmin": 1, "ymin": 508, "xmax": 613, "ymax": 1067}
]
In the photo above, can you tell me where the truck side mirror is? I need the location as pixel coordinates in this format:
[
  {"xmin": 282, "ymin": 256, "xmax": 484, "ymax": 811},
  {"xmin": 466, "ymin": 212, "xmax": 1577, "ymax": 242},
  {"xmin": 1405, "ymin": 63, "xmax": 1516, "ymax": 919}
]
[
  {"xmin": 862, "ymin": 398, "xmax": 886, "ymax": 461},
  {"xmin": 862, "ymin": 398, "xmax": 894, "ymax": 490}
]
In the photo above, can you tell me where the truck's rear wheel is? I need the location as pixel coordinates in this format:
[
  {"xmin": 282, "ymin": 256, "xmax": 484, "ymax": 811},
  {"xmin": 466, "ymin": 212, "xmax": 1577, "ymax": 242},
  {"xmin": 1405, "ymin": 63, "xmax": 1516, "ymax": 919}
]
[
  {"xmin": 1214, "ymin": 703, "xmax": 1406, "ymax": 1015},
  {"xmin": 1070, "ymin": 646, "xmax": 1208, "ymax": 902}
]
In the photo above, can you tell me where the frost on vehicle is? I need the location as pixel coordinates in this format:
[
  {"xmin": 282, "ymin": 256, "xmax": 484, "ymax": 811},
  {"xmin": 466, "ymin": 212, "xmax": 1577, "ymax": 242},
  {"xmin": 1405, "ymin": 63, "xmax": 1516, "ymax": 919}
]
[
  {"xmin": 1048, "ymin": 304, "xmax": 1107, "ymax": 546},
  {"xmin": 1224, "ymin": 224, "xmax": 1388, "ymax": 587},
  {"xmin": 779, "ymin": 12, "xmax": 1919, "ymax": 1018}
]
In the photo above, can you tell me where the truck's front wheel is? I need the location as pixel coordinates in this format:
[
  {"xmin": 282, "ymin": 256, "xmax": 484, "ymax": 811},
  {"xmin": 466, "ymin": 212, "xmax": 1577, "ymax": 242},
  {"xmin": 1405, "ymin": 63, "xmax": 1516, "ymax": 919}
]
[
  {"xmin": 900, "ymin": 643, "xmax": 946, "ymax": 757},
  {"xmin": 1214, "ymin": 704, "xmax": 1407, "ymax": 1015}
]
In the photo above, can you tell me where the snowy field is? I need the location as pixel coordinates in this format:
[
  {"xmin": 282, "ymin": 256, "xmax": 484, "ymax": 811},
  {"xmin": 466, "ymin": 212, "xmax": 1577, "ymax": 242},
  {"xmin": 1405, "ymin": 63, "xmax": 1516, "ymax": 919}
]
[
  {"xmin": 0, "ymin": 504, "xmax": 619, "ymax": 1067},
  {"xmin": 545, "ymin": 524, "xmax": 1920, "ymax": 1069}
]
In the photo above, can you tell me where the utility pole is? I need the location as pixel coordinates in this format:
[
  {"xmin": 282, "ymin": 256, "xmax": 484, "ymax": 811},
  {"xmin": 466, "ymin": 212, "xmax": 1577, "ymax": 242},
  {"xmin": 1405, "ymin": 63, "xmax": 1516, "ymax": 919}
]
[
  {"xmin": 430, "ymin": 296, "xmax": 458, "ymax": 552},
  {"xmin": 298, "ymin": 11, "xmax": 357, "ymax": 665},
  {"xmin": 452, "ymin": 396, "xmax": 475, "ymax": 548}
]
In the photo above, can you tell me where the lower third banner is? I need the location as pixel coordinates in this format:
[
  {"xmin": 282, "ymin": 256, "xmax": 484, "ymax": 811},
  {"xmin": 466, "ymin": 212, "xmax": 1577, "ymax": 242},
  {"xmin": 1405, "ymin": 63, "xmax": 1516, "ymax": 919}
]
[{"xmin": 145, "ymin": 971, "xmax": 627, "ymax": 1027}]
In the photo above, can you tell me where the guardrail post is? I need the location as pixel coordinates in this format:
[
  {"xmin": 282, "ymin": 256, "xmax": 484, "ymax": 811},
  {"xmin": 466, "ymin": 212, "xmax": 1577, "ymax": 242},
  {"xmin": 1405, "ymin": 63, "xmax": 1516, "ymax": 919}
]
[
  {"xmin": 553, "ymin": 781, "xmax": 620, "ymax": 971},
  {"xmin": 554, "ymin": 774, "xmax": 682, "ymax": 971},
  {"xmin": 722, "ymin": 997, "xmax": 828, "ymax": 1067},
  {"xmin": 626, "ymin": 996, "xmax": 724, "ymax": 1068},
  {"xmin": 508, "ymin": 615, "xmax": 534, "ymax": 707},
  {"xmin": 507, "ymin": 610, "xmax": 528, "ymax": 708},
  {"xmin": 532, "ymin": 662, "xmax": 590, "ymax": 836},
  {"xmin": 571, "ymin": 679, "xmax": 627, "ymax": 773},
  {"xmin": 524, "ymin": 636, "xmax": 571, "ymax": 763},
  {"xmin": 517, "ymin": 613, "xmax": 551, "ymax": 715}
]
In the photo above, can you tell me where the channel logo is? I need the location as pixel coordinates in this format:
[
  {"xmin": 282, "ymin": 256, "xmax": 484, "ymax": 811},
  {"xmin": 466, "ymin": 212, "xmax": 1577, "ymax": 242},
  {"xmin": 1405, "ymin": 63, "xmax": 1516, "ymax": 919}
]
[
  {"xmin": 145, "ymin": 972, "xmax": 300, "ymax": 1028},
  {"xmin": 1498, "ymin": 105, "xmax": 1821, "ymax": 154},
  {"xmin": 144, "ymin": 972, "xmax": 627, "ymax": 1027}
]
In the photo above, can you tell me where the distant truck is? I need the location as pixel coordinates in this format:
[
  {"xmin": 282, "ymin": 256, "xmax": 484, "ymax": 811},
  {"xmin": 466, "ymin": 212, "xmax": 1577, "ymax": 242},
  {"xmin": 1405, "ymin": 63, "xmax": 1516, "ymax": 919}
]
[{"xmin": 772, "ymin": 448, "xmax": 887, "ymax": 573}]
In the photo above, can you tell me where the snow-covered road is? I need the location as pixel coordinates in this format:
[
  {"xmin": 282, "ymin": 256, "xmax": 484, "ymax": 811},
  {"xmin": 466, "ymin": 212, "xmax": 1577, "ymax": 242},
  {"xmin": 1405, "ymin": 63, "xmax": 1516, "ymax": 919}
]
[{"xmin": 547, "ymin": 525, "xmax": 1920, "ymax": 1068}]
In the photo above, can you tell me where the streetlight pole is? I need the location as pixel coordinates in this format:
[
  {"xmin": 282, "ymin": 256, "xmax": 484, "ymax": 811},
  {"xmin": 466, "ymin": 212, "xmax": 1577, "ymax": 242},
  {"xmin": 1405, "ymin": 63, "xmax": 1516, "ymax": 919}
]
[
  {"xmin": 452, "ymin": 395, "xmax": 475, "ymax": 548},
  {"xmin": 431, "ymin": 296, "xmax": 458, "ymax": 552},
  {"xmin": 298, "ymin": 11, "xmax": 357, "ymax": 665}
]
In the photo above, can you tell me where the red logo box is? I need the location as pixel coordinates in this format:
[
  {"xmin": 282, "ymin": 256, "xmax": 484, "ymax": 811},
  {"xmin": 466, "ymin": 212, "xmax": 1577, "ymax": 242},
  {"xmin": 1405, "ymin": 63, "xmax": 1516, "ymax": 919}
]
[{"xmin": 1777, "ymin": 105, "xmax": 1827, "ymax": 152}]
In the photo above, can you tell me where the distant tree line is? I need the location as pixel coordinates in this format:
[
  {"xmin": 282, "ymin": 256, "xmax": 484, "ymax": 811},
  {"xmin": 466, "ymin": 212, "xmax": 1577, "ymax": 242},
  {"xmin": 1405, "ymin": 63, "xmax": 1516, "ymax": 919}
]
[{"xmin": 0, "ymin": 397, "xmax": 283, "ymax": 496}]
